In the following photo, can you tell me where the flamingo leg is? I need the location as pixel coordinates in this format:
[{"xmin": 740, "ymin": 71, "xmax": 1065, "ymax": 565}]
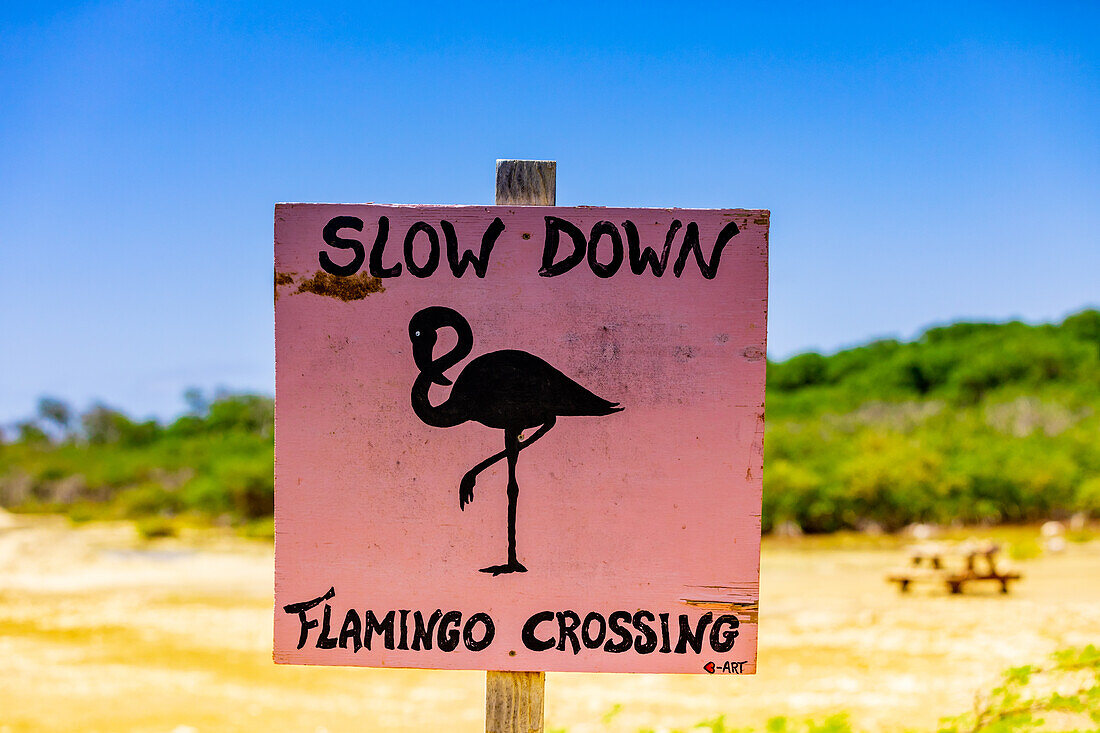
[
  {"xmin": 480, "ymin": 428, "xmax": 527, "ymax": 575},
  {"xmin": 458, "ymin": 417, "xmax": 556, "ymax": 509}
]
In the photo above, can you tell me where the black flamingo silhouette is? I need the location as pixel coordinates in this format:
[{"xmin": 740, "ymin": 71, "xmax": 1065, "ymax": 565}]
[{"xmin": 409, "ymin": 306, "xmax": 623, "ymax": 575}]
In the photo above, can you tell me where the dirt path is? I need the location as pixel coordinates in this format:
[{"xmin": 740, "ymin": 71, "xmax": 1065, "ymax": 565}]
[{"xmin": 1, "ymin": 514, "xmax": 1097, "ymax": 732}]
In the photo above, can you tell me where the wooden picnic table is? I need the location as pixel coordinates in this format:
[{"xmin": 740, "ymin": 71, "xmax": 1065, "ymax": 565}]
[{"xmin": 888, "ymin": 541, "xmax": 1022, "ymax": 594}]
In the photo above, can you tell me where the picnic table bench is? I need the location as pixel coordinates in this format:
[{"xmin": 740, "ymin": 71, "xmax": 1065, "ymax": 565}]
[{"xmin": 888, "ymin": 541, "xmax": 1022, "ymax": 594}]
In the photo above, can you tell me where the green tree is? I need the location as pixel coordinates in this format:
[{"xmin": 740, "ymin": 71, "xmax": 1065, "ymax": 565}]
[{"xmin": 37, "ymin": 396, "xmax": 73, "ymax": 437}]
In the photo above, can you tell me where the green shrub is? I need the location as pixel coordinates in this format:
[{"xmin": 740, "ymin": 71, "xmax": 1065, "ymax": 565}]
[
  {"xmin": 135, "ymin": 516, "xmax": 178, "ymax": 539},
  {"xmin": 0, "ymin": 392, "xmax": 274, "ymax": 532},
  {"xmin": 1075, "ymin": 477, "xmax": 1100, "ymax": 517},
  {"xmin": 938, "ymin": 645, "xmax": 1100, "ymax": 732},
  {"xmin": 769, "ymin": 352, "xmax": 829, "ymax": 390},
  {"xmin": 6, "ymin": 310, "xmax": 1100, "ymax": 537},
  {"xmin": 759, "ymin": 309, "xmax": 1100, "ymax": 532},
  {"xmin": 116, "ymin": 483, "xmax": 180, "ymax": 517}
]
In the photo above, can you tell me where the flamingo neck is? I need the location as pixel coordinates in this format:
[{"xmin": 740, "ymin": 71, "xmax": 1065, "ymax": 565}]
[{"xmin": 411, "ymin": 373, "xmax": 468, "ymax": 428}]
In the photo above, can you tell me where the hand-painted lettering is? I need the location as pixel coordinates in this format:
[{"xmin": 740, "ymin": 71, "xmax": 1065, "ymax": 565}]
[{"xmin": 317, "ymin": 214, "xmax": 736, "ymax": 280}]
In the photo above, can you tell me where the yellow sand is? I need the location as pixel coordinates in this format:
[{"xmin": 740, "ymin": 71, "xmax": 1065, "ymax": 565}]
[{"xmin": 1, "ymin": 515, "xmax": 1098, "ymax": 733}]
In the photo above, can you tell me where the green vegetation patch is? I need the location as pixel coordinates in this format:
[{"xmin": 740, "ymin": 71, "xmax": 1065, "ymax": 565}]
[
  {"xmin": 0, "ymin": 392, "xmax": 274, "ymax": 532},
  {"xmin": 763, "ymin": 309, "xmax": 1100, "ymax": 533},
  {"xmin": 2, "ymin": 309, "xmax": 1099, "ymax": 535}
]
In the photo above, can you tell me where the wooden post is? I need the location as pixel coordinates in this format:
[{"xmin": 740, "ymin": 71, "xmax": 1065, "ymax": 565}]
[
  {"xmin": 486, "ymin": 669, "xmax": 545, "ymax": 733},
  {"xmin": 496, "ymin": 159, "xmax": 555, "ymax": 207},
  {"xmin": 484, "ymin": 159, "xmax": 553, "ymax": 733}
]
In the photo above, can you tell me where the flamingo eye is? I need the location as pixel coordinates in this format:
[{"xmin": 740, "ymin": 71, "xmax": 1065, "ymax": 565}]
[{"xmin": 414, "ymin": 330, "xmax": 421, "ymax": 337}]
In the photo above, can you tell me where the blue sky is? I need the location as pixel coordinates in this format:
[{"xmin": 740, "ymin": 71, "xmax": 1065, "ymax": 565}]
[{"xmin": 1, "ymin": 1, "xmax": 1098, "ymax": 424}]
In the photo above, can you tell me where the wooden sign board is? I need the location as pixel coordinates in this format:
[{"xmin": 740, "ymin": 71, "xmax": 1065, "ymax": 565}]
[{"xmin": 274, "ymin": 204, "xmax": 768, "ymax": 674}]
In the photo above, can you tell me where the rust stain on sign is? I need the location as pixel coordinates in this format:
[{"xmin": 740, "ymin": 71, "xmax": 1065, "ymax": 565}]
[
  {"xmin": 295, "ymin": 270, "xmax": 385, "ymax": 301},
  {"xmin": 275, "ymin": 271, "xmax": 296, "ymax": 302}
]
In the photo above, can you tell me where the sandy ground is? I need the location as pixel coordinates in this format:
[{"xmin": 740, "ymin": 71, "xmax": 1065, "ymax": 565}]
[{"xmin": 1, "ymin": 514, "xmax": 1098, "ymax": 733}]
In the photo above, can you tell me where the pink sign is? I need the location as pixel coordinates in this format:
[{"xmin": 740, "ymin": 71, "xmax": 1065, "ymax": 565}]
[{"xmin": 274, "ymin": 204, "xmax": 768, "ymax": 674}]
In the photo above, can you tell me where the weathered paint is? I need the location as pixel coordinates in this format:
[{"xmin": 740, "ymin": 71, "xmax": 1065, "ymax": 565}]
[{"xmin": 274, "ymin": 204, "xmax": 768, "ymax": 674}]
